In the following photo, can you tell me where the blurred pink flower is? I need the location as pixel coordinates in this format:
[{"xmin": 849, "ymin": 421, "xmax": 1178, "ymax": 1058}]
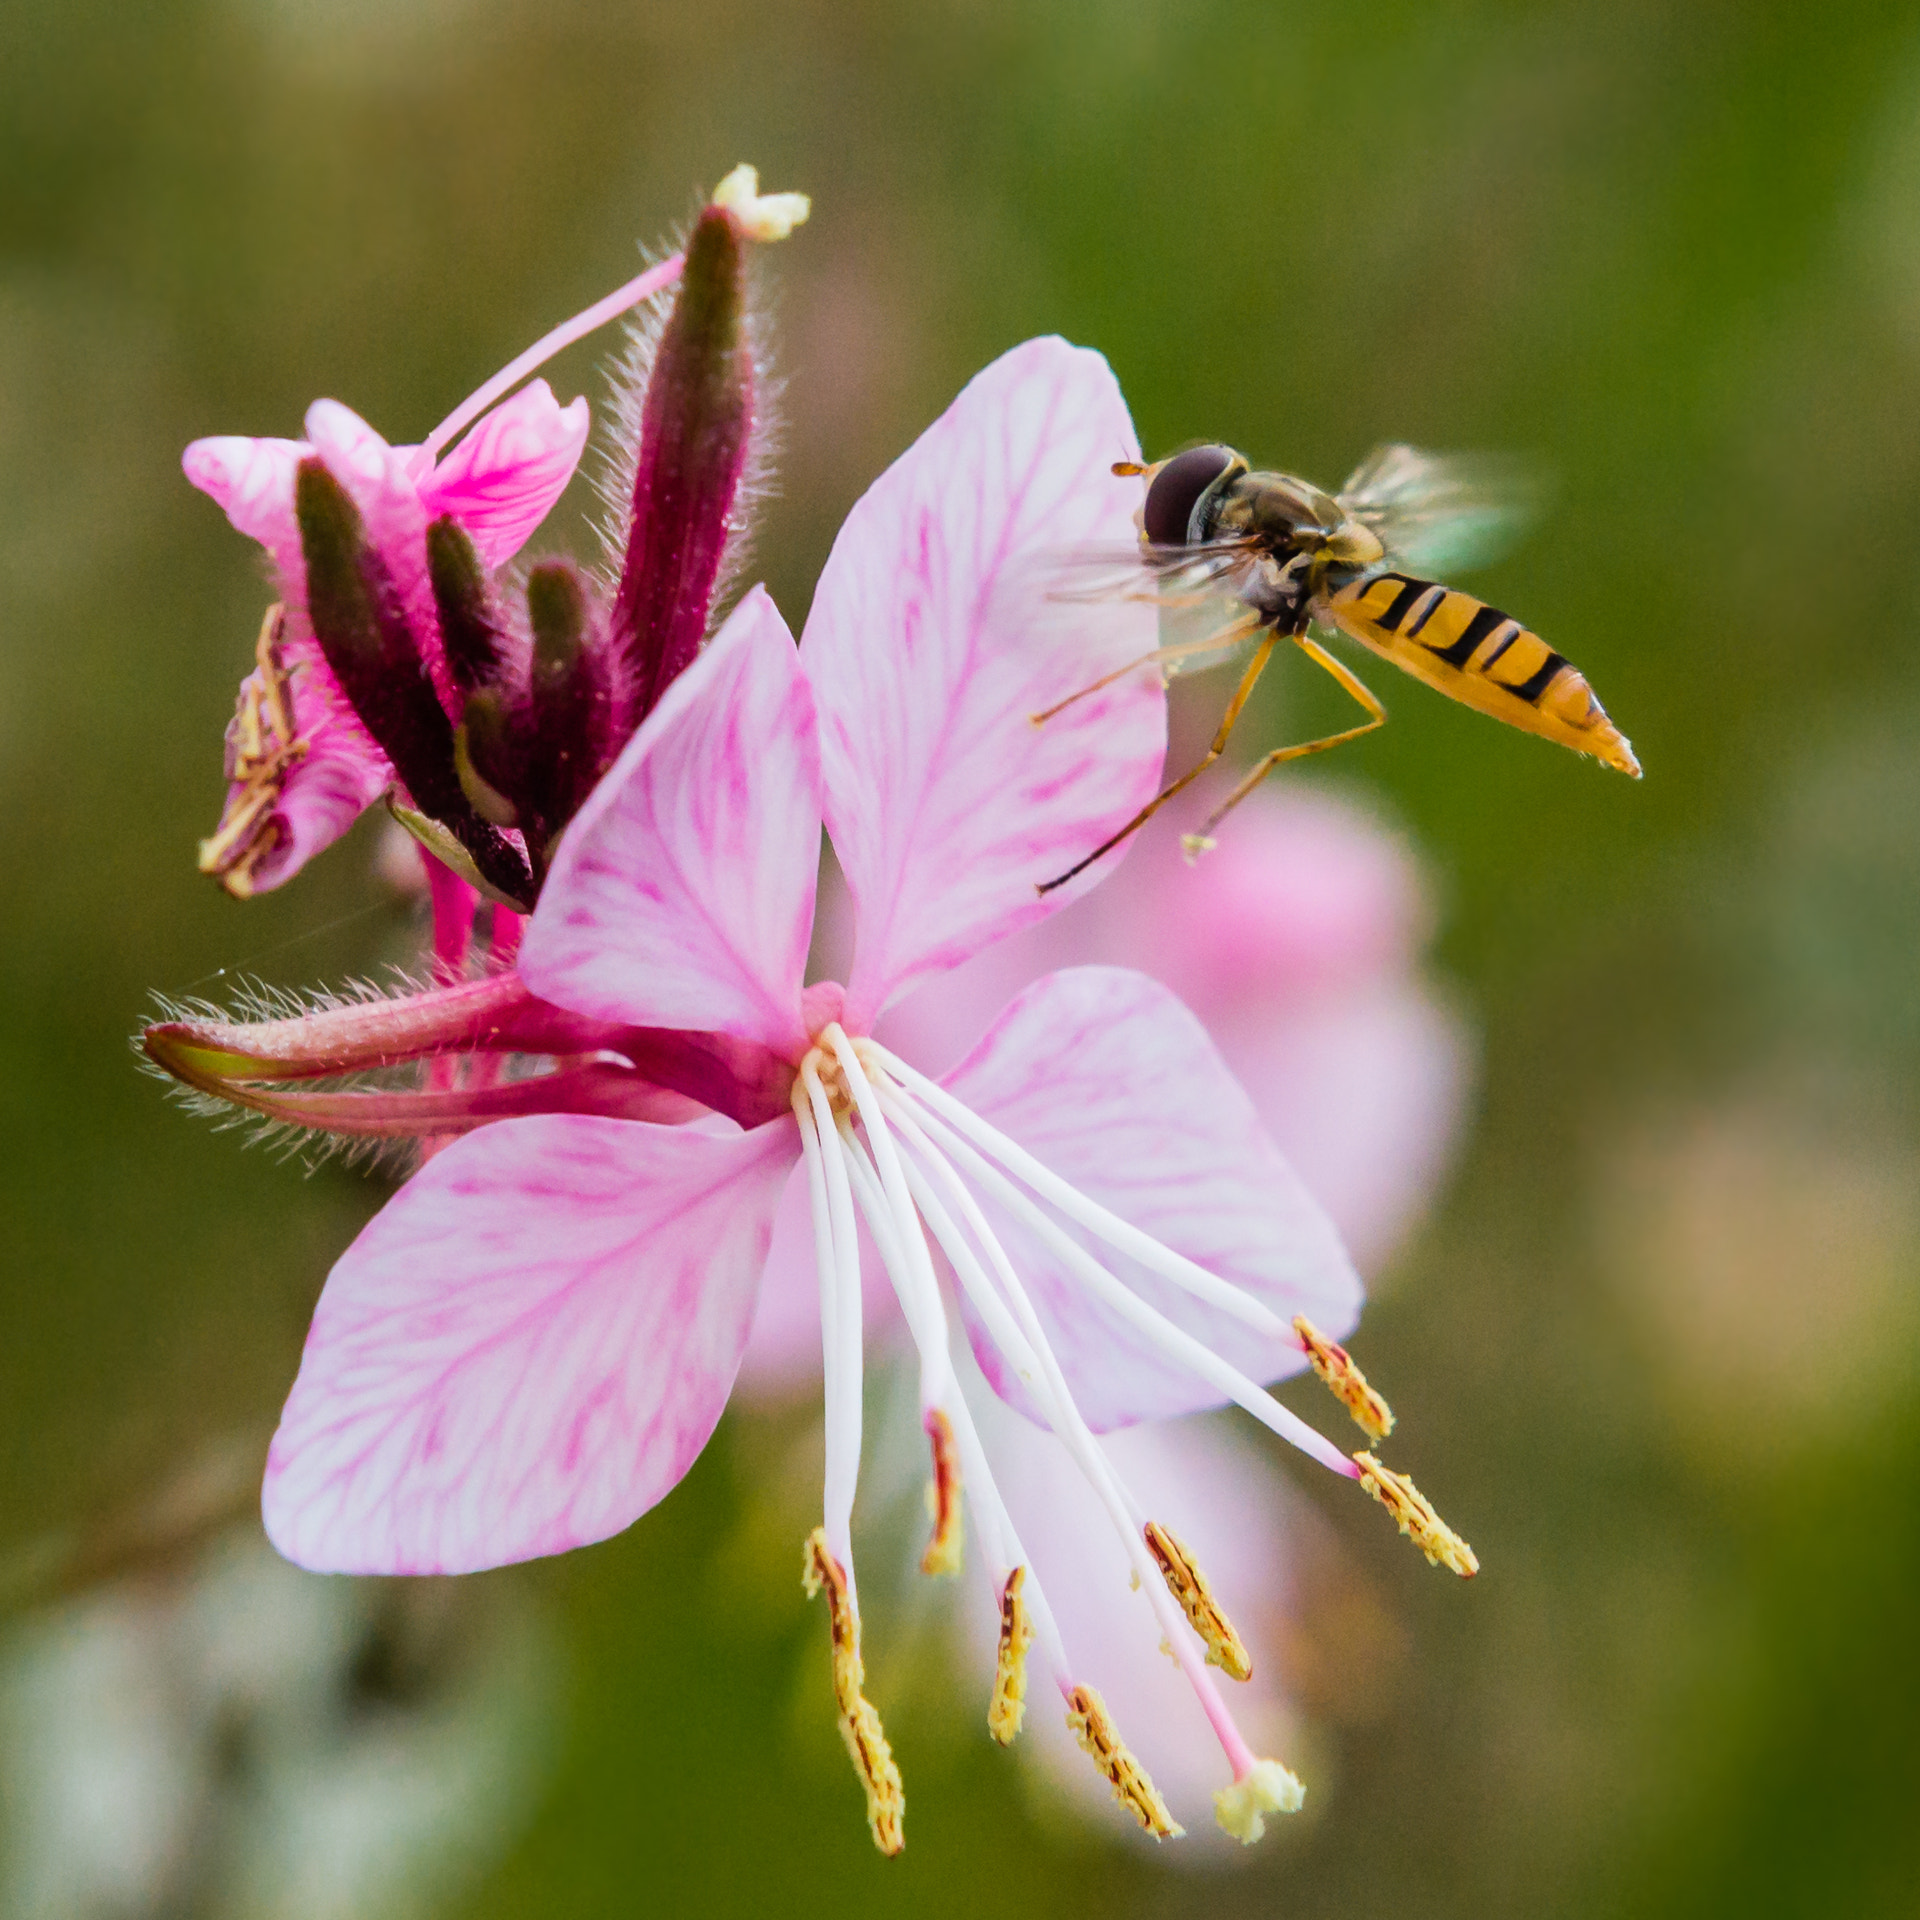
[{"xmin": 243, "ymin": 338, "xmax": 1455, "ymax": 1855}]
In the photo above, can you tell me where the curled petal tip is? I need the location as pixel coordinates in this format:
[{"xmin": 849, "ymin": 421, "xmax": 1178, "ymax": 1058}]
[{"xmin": 711, "ymin": 163, "xmax": 811, "ymax": 241}]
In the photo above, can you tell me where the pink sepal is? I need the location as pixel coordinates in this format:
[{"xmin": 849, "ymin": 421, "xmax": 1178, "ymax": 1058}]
[
  {"xmin": 940, "ymin": 966, "xmax": 1361, "ymax": 1431},
  {"xmin": 263, "ymin": 1112, "xmax": 797, "ymax": 1573}
]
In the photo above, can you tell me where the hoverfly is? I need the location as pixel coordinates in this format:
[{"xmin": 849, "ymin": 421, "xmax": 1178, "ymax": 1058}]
[{"xmin": 1030, "ymin": 442, "xmax": 1639, "ymax": 892}]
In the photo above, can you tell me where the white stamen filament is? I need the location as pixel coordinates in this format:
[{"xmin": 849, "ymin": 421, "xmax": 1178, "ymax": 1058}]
[
  {"xmin": 880, "ymin": 1103, "xmax": 1268, "ymax": 1778},
  {"xmin": 882, "ymin": 1083, "xmax": 1357, "ymax": 1480},
  {"xmin": 423, "ymin": 254, "xmax": 687, "ymax": 459},
  {"xmin": 798, "ymin": 1064, "xmax": 866, "ymax": 1576},
  {"xmin": 800, "ymin": 1025, "xmax": 1328, "ymax": 1801},
  {"xmin": 830, "ymin": 1115, "xmax": 1072, "ymax": 1683},
  {"xmin": 866, "ymin": 1043, "xmax": 1303, "ymax": 1345}
]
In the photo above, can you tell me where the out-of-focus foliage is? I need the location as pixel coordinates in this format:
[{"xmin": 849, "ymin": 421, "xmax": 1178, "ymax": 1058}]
[{"xmin": 3, "ymin": 3, "xmax": 1918, "ymax": 1917}]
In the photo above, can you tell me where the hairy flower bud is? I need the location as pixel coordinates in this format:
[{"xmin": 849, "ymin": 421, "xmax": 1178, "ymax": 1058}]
[
  {"xmin": 426, "ymin": 516, "xmax": 510, "ymax": 697},
  {"xmin": 612, "ymin": 203, "xmax": 754, "ymax": 725}
]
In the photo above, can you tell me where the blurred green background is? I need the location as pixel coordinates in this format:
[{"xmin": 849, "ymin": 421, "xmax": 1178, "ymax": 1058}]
[{"xmin": 5, "ymin": 1, "xmax": 1920, "ymax": 1914}]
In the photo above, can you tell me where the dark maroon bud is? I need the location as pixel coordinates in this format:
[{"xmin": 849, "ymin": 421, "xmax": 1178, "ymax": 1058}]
[
  {"xmin": 612, "ymin": 203, "xmax": 752, "ymax": 727},
  {"xmin": 295, "ymin": 458, "xmax": 532, "ymax": 905},
  {"xmin": 523, "ymin": 560, "xmax": 613, "ymax": 864},
  {"xmin": 426, "ymin": 516, "xmax": 510, "ymax": 697}
]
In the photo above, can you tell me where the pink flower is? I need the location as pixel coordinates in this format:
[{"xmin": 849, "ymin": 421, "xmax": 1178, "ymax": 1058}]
[
  {"xmin": 187, "ymin": 380, "xmax": 590, "ymax": 896},
  {"xmin": 187, "ymin": 166, "xmax": 807, "ymax": 903},
  {"xmin": 248, "ymin": 338, "xmax": 1476, "ymax": 1854}
]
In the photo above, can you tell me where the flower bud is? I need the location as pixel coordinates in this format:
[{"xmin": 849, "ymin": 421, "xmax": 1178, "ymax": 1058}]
[
  {"xmin": 296, "ymin": 459, "xmax": 532, "ymax": 905},
  {"xmin": 426, "ymin": 515, "xmax": 510, "ymax": 697},
  {"xmin": 612, "ymin": 203, "xmax": 754, "ymax": 725},
  {"xmin": 524, "ymin": 560, "xmax": 614, "ymax": 863}
]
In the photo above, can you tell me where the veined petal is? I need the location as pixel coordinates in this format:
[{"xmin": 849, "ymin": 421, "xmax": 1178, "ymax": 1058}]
[
  {"xmin": 198, "ymin": 605, "xmax": 393, "ymax": 896},
  {"xmin": 263, "ymin": 1113, "xmax": 797, "ymax": 1574},
  {"xmin": 521, "ymin": 586, "xmax": 819, "ymax": 1059},
  {"xmin": 418, "ymin": 379, "xmax": 591, "ymax": 569},
  {"xmin": 940, "ymin": 967, "xmax": 1360, "ymax": 1431},
  {"xmin": 183, "ymin": 434, "xmax": 310, "ymax": 596},
  {"xmin": 803, "ymin": 338, "xmax": 1165, "ymax": 1029}
]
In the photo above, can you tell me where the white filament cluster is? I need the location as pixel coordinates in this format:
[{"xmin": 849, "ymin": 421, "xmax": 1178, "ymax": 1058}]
[{"xmin": 788, "ymin": 1023, "xmax": 1346, "ymax": 1808}]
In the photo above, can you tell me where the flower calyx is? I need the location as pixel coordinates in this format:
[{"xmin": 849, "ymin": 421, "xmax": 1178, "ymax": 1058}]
[
  {"xmin": 192, "ymin": 165, "xmax": 807, "ymax": 905},
  {"xmin": 141, "ymin": 969, "xmax": 796, "ymax": 1146}
]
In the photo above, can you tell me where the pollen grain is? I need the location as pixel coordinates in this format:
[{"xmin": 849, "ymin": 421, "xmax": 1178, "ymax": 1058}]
[
  {"xmin": 802, "ymin": 1528, "xmax": 906, "ymax": 1855},
  {"xmin": 920, "ymin": 1409, "xmax": 964, "ymax": 1577},
  {"xmin": 1065, "ymin": 1684, "xmax": 1182, "ymax": 1839},
  {"xmin": 1144, "ymin": 1521, "xmax": 1251, "ymax": 1681},
  {"xmin": 1295, "ymin": 1315, "xmax": 1395, "ymax": 1441},
  {"xmin": 989, "ymin": 1566, "xmax": 1034, "ymax": 1745},
  {"xmin": 1354, "ymin": 1453, "xmax": 1479, "ymax": 1577}
]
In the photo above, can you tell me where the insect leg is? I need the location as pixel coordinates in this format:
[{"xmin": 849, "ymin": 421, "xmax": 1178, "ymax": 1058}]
[
  {"xmin": 1029, "ymin": 610, "xmax": 1263, "ymax": 725},
  {"xmin": 1181, "ymin": 634, "xmax": 1386, "ymax": 856},
  {"xmin": 1035, "ymin": 632, "xmax": 1278, "ymax": 896}
]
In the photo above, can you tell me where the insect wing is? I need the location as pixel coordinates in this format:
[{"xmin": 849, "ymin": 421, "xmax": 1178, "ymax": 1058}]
[
  {"xmin": 990, "ymin": 540, "xmax": 1266, "ymax": 682},
  {"xmin": 1338, "ymin": 442, "xmax": 1539, "ymax": 578},
  {"xmin": 1000, "ymin": 538, "xmax": 1260, "ymax": 610}
]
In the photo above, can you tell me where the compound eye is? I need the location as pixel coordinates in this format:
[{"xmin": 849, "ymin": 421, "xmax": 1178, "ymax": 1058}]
[{"xmin": 1143, "ymin": 444, "xmax": 1235, "ymax": 546}]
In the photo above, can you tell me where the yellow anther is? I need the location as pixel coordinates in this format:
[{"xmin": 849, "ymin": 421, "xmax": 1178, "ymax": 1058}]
[
  {"xmin": 988, "ymin": 1566, "xmax": 1033, "ymax": 1745},
  {"xmin": 1064, "ymin": 1685, "xmax": 1182, "ymax": 1839},
  {"xmin": 711, "ymin": 164, "xmax": 812, "ymax": 242},
  {"xmin": 1143, "ymin": 1521, "xmax": 1251, "ymax": 1682},
  {"xmin": 1295, "ymin": 1315, "xmax": 1395, "ymax": 1441},
  {"xmin": 919, "ymin": 1409, "xmax": 964, "ymax": 1577},
  {"xmin": 1354, "ymin": 1453, "xmax": 1479, "ymax": 1577},
  {"xmin": 198, "ymin": 605, "xmax": 309, "ymax": 899},
  {"xmin": 802, "ymin": 1528, "xmax": 906, "ymax": 1855},
  {"xmin": 1213, "ymin": 1759, "xmax": 1306, "ymax": 1844}
]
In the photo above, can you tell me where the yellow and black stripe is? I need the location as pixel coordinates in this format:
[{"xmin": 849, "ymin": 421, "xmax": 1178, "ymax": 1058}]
[{"xmin": 1325, "ymin": 571, "xmax": 1639, "ymax": 775}]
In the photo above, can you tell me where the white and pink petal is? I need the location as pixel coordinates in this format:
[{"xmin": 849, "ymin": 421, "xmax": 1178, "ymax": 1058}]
[
  {"xmin": 522, "ymin": 586, "xmax": 819, "ymax": 1060},
  {"xmin": 802, "ymin": 337, "xmax": 1166, "ymax": 1029},
  {"xmin": 939, "ymin": 966, "xmax": 1361, "ymax": 1431},
  {"xmin": 416, "ymin": 378, "xmax": 591, "ymax": 569},
  {"xmin": 183, "ymin": 435, "xmax": 310, "ymax": 609},
  {"xmin": 263, "ymin": 1112, "xmax": 798, "ymax": 1574}
]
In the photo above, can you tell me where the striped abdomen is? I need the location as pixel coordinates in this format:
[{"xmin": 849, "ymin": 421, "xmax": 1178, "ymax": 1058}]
[{"xmin": 1325, "ymin": 571, "xmax": 1639, "ymax": 776}]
